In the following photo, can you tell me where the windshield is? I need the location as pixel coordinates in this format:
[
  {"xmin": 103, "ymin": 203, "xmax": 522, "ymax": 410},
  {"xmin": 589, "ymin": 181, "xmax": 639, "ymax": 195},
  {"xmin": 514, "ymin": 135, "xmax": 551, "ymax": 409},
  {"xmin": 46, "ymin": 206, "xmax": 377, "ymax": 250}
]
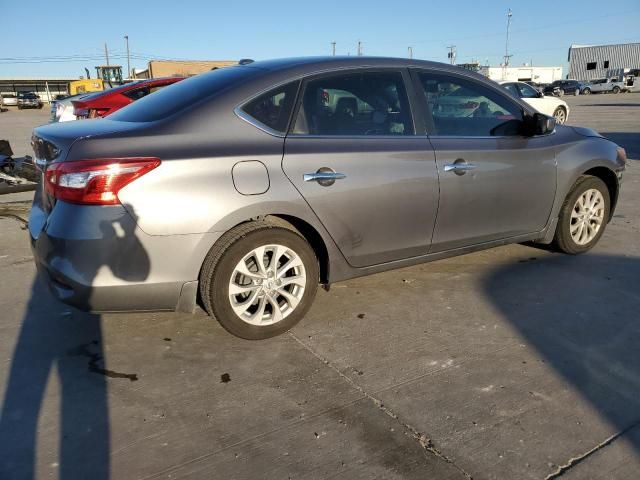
[{"xmin": 109, "ymin": 66, "xmax": 259, "ymax": 122}]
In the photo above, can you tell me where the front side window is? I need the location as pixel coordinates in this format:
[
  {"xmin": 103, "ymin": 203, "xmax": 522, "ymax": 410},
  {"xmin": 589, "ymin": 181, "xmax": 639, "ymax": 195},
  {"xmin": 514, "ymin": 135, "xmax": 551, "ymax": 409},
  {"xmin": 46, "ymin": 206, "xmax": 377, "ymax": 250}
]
[
  {"xmin": 293, "ymin": 71, "xmax": 413, "ymax": 136},
  {"xmin": 416, "ymin": 72, "xmax": 523, "ymax": 137},
  {"xmin": 503, "ymin": 83, "xmax": 520, "ymax": 98},
  {"xmin": 241, "ymin": 81, "xmax": 299, "ymax": 134},
  {"xmin": 517, "ymin": 83, "xmax": 539, "ymax": 98}
]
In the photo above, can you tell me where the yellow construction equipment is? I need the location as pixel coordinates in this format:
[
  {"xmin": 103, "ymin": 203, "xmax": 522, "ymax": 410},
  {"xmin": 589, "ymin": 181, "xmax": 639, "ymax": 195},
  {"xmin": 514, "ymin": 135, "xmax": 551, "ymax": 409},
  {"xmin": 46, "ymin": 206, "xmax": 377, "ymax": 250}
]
[{"xmin": 68, "ymin": 66, "xmax": 124, "ymax": 95}]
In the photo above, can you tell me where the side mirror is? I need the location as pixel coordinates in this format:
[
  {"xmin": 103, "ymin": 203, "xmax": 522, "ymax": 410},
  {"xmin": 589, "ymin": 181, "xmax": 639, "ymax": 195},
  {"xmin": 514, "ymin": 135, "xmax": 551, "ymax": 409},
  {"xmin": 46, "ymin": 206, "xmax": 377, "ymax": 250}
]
[{"xmin": 525, "ymin": 113, "xmax": 556, "ymax": 136}]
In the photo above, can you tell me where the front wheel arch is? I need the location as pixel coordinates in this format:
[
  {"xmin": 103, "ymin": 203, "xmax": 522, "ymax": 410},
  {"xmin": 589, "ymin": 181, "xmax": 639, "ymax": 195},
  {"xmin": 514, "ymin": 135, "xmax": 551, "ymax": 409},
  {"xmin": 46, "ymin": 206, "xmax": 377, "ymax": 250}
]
[{"xmin": 583, "ymin": 166, "xmax": 619, "ymax": 222}]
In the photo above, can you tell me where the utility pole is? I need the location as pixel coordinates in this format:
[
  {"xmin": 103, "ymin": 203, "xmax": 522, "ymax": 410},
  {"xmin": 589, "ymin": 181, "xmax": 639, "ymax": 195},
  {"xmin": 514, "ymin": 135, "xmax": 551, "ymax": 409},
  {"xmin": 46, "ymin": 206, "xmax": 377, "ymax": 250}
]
[
  {"xmin": 408, "ymin": 46, "xmax": 413, "ymax": 59},
  {"xmin": 503, "ymin": 9, "xmax": 513, "ymax": 67},
  {"xmin": 502, "ymin": 9, "xmax": 513, "ymax": 80},
  {"xmin": 331, "ymin": 41, "xmax": 336, "ymax": 56},
  {"xmin": 446, "ymin": 45, "xmax": 456, "ymax": 65},
  {"xmin": 124, "ymin": 35, "xmax": 131, "ymax": 79},
  {"xmin": 357, "ymin": 41, "xmax": 363, "ymax": 56},
  {"xmin": 104, "ymin": 42, "xmax": 110, "ymax": 66}
]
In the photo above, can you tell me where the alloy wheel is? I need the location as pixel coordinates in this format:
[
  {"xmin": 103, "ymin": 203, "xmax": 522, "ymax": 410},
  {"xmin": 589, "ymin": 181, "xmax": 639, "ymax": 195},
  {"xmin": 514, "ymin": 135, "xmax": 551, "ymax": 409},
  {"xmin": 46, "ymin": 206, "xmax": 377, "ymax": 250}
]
[
  {"xmin": 228, "ymin": 244, "xmax": 306, "ymax": 326},
  {"xmin": 554, "ymin": 108, "xmax": 566, "ymax": 124},
  {"xmin": 570, "ymin": 189, "xmax": 605, "ymax": 245}
]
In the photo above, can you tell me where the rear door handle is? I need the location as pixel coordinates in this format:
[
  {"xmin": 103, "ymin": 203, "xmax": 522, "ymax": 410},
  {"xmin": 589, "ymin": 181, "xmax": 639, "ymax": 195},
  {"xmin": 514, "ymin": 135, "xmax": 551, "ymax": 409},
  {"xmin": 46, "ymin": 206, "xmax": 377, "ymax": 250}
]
[
  {"xmin": 303, "ymin": 168, "xmax": 346, "ymax": 187},
  {"xmin": 303, "ymin": 172, "xmax": 347, "ymax": 182},
  {"xmin": 444, "ymin": 162, "xmax": 476, "ymax": 175}
]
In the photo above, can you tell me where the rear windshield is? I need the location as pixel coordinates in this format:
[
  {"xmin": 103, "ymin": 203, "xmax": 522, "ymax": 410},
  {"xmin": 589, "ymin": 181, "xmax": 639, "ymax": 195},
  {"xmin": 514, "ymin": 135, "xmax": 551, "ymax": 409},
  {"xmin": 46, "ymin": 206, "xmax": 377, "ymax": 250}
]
[{"xmin": 109, "ymin": 66, "xmax": 259, "ymax": 122}]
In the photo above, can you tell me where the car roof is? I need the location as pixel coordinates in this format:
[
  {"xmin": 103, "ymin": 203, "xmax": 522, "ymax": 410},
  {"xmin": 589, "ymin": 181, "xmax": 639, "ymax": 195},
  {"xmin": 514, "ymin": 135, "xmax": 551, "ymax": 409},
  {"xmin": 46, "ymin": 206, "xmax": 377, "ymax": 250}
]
[{"xmin": 242, "ymin": 56, "xmax": 488, "ymax": 80}]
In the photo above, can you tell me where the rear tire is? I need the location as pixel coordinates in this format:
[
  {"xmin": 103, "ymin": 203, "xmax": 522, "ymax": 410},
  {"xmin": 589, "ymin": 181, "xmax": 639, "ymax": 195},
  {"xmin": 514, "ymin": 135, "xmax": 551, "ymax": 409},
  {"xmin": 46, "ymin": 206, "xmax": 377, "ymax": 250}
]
[
  {"xmin": 582, "ymin": 88, "xmax": 591, "ymax": 95},
  {"xmin": 554, "ymin": 176, "xmax": 610, "ymax": 255},
  {"xmin": 200, "ymin": 220, "xmax": 319, "ymax": 340}
]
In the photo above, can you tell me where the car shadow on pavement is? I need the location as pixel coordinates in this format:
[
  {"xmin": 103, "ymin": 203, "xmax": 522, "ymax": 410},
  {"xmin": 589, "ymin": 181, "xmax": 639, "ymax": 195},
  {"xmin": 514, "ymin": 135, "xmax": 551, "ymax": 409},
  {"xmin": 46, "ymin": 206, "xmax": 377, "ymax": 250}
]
[
  {"xmin": 483, "ymin": 253, "xmax": 640, "ymax": 451},
  {"xmin": 0, "ymin": 205, "xmax": 149, "ymax": 479},
  {"xmin": 600, "ymin": 132, "xmax": 639, "ymax": 160}
]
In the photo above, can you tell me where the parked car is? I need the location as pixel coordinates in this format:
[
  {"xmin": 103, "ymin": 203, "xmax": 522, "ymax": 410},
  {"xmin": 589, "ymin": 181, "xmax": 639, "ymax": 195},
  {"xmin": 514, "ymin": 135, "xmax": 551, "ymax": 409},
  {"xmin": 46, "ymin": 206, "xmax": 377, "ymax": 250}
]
[
  {"xmin": 69, "ymin": 77, "xmax": 185, "ymax": 120},
  {"xmin": 50, "ymin": 92, "xmax": 101, "ymax": 123},
  {"xmin": 30, "ymin": 57, "xmax": 626, "ymax": 339},
  {"xmin": 543, "ymin": 80, "xmax": 586, "ymax": 96},
  {"xmin": 2, "ymin": 93, "xmax": 18, "ymax": 107},
  {"xmin": 581, "ymin": 78, "xmax": 626, "ymax": 95},
  {"xmin": 500, "ymin": 81, "xmax": 570, "ymax": 124},
  {"xmin": 17, "ymin": 92, "xmax": 43, "ymax": 109}
]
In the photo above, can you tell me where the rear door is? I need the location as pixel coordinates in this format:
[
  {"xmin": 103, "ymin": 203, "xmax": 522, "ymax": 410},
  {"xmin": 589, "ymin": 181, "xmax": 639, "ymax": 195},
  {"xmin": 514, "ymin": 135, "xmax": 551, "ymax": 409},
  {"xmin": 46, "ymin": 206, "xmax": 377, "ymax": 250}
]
[
  {"xmin": 411, "ymin": 69, "xmax": 557, "ymax": 252},
  {"xmin": 282, "ymin": 69, "xmax": 439, "ymax": 268}
]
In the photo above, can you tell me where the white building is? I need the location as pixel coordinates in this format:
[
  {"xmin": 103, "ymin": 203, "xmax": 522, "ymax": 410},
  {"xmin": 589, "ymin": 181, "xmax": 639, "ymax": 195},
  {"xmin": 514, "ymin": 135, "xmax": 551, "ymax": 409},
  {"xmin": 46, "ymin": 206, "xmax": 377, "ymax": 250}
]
[{"xmin": 479, "ymin": 66, "xmax": 563, "ymax": 84}]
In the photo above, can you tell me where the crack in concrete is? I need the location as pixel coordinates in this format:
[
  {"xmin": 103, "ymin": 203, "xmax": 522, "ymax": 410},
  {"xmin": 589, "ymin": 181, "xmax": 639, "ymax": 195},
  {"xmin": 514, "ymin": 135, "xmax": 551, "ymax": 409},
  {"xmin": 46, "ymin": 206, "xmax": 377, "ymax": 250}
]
[
  {"xmin": 0, "ymin": 212, "xmax": 28, "ymax": 227},
  {"xmin": 288, "ymin": 331, "xmax": 474, "ymax": 479},
  {"xmin": 545, "ymin": 419, "xmax": 640, "ymax": 479}
]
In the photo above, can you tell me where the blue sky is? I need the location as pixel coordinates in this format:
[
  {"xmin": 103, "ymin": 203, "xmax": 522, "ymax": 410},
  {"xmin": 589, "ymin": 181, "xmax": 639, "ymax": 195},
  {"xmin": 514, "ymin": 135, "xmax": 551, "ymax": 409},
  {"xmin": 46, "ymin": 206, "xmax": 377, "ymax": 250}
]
[{"xmin": 1, "ymin": 0, "xmax": 639, "ymax": 78}]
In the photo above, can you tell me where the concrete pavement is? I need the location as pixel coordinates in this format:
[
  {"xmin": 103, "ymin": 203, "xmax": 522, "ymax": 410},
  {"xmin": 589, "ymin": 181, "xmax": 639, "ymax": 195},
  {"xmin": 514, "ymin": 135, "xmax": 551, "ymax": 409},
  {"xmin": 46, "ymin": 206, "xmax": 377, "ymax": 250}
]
[{"xmin": 0, "ymin": 93, "xmax": 639, "ymax": 479}]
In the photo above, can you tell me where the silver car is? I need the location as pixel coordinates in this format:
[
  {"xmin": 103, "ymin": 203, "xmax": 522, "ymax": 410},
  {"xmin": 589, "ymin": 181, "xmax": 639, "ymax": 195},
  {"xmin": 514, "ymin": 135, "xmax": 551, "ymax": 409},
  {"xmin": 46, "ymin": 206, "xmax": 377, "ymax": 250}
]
[{"xmin": 29, "ymin": 57, "xmax": 626, "ymax": 339}]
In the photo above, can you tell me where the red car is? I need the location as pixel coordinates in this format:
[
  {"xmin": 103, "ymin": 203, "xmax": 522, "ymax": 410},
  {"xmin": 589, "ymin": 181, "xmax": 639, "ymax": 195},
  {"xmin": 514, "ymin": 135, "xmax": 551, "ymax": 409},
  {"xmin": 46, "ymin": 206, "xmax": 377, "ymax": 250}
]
[{"xmin": 72, "ymin": 77, "xmax": 185, "ymax": 119}]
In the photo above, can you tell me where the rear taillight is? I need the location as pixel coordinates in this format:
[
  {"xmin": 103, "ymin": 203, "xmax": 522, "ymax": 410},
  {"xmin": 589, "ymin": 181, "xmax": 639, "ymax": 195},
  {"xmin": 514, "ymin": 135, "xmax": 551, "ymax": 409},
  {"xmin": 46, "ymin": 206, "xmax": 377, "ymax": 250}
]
[{"xmin": 45, "ymin": 158, "xmax": 160, "ymax": 205}]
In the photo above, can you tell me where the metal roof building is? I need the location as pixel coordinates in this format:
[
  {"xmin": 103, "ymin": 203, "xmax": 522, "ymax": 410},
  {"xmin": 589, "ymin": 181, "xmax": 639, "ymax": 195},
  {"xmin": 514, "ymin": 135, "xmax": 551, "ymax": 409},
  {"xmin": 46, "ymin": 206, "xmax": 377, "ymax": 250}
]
[
  {"xmin": 568, "ymin": 43, "xmax": 640, "ymax": 81},
  {"xmin": 0, "ymin": 77, "xmax": 75, "ymax": 103}
]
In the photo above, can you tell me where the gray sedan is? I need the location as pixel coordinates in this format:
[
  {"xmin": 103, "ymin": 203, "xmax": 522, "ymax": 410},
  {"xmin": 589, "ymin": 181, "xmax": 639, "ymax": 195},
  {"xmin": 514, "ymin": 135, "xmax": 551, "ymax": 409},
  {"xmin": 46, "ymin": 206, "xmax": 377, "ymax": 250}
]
[{"xmin": 29, "ymin": 57, "xmax": 626, "ymax": 339}]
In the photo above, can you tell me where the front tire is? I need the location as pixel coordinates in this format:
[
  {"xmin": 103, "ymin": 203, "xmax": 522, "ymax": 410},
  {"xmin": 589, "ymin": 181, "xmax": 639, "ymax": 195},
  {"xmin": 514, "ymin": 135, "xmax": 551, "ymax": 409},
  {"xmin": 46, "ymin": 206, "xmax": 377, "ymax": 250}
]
[
  {"xmin": 200, "ymin": 220, "xmax": 319, "ymax": 340},
  {"xmin": 554, "ymin": 176, "xmax": 610, "ymax": 254},
  {"xmin": 553, "ymin": 106, "xmax": 567, "ymax": 124},
  {"xmin": 612, "ymin": 86, "xmax": 620, "ymax": 94},
  {"xmin": 582, "ymin": 88, "xmax": 591, "ymax": 95},
  {"xmin": 558, "ymin": 89, "xmax": 565, "ymax": 97}
]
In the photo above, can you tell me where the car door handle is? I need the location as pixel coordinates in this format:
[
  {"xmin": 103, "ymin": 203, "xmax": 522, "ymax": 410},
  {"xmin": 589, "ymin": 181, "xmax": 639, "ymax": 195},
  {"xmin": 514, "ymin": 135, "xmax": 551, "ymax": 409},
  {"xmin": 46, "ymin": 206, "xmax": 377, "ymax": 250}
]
[
  {"xmin": 444, "ymin": 162, "xmax": 476, "ymax": 174},
  {"xmin": 303, "ymin": 172, "xmax": 347, "ymax": 182}
]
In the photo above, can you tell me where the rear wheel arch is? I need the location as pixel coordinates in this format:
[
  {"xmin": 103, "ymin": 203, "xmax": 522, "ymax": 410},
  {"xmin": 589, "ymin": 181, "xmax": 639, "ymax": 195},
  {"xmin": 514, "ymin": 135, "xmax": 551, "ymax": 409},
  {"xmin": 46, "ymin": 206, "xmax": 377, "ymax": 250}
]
[
  {"xmin": 201, "ymin": 214, "xmax": 330, "ymax": 286},
  {"xmin": 267, "ymin": 215, "xmax": 330, "ymax": 285}
]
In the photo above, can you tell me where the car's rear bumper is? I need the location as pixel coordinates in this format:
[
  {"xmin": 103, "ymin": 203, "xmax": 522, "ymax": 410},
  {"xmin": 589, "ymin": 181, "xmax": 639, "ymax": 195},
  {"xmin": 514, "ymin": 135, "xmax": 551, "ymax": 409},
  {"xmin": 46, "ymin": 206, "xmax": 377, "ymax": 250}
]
[{"xmin": 29, "ymin": 200, "xmax": 220, "ymax": 313}]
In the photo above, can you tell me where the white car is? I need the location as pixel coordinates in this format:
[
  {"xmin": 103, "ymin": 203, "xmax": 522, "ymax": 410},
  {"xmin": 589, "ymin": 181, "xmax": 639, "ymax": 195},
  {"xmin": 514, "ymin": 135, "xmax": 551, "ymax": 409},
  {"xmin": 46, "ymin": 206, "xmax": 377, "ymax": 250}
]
[
  {"xmin": 1, "ymin": 93, "xmax": 18, "ymax": 107},
  {"xmin": 499, "ymin": 81, "xmax": 570, "ymax": 124}
]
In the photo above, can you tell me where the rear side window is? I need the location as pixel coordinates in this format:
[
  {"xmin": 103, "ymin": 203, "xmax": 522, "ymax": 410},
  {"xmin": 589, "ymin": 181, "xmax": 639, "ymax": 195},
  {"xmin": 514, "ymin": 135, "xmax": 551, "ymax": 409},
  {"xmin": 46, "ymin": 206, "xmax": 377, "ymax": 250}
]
[
  {"xmin": 240, "ymin": 81, "xmax": 299, "ymax": 134},
  {"xmin": 123, "ymin": 87, "xmax": 150, "ymax": 101},
  {"xmin": 109, "ymin": 67, "xmax": 257, "ymax": 122},
  {"xmin": 416, "ymin": 72, "xmax": 523, "ymax": 137},
  {"xmin": 293, "ymin": 71, "xmax": 413, "ymax": 136}
]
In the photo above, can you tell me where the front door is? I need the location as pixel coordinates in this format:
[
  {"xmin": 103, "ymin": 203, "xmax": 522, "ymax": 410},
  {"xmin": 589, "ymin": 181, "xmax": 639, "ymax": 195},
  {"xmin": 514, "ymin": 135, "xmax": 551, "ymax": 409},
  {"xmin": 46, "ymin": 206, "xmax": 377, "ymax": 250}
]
[
  {"xmin": 412, "ymin": 70, "xmax": 557, "ymax": 252},
  {"xmin": 282, "ymin": 69, "xmax": 439, "ymax": 268}
]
